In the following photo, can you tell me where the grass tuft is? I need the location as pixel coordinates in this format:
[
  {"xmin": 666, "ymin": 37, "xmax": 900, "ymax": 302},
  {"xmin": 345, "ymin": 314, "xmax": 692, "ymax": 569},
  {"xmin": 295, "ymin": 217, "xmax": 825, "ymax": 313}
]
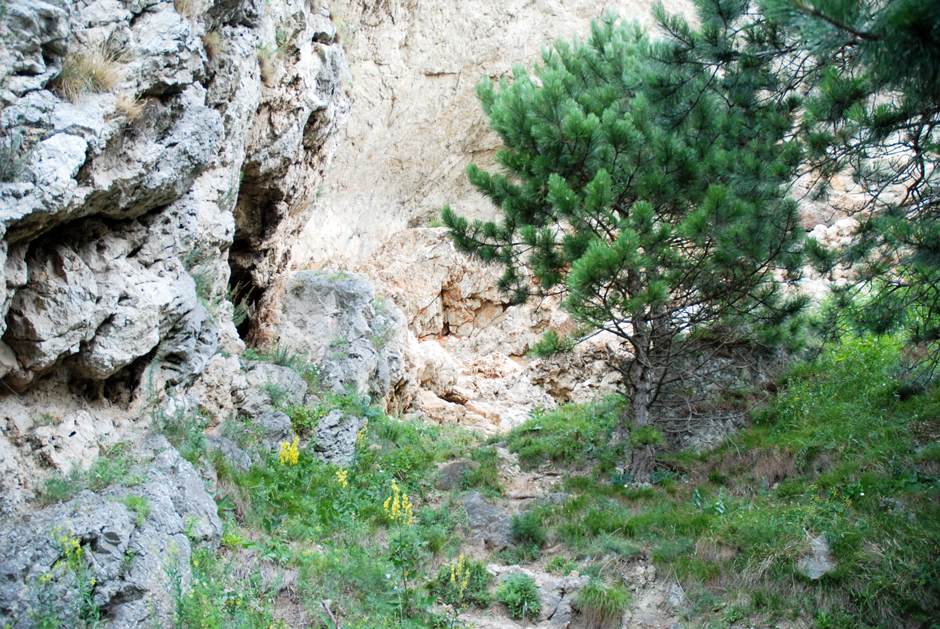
[
  {"xmin": 52, "ymin": 47, "xmax": 121, "ymax": 102},
  {"xmin": 573, "ymin": 578, "xmax": 630, "ymax": 628}
]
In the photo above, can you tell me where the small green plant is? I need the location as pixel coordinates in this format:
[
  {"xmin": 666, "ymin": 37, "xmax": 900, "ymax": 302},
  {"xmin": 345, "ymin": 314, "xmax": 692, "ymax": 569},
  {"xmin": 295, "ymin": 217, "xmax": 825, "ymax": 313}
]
[
  {"xmin": 242, "ymin": 344, "xmax": 320, "ymax": 389},
  {"xmin": 38, "ymin": 469, "xmax": 83, "ymax": 504},
  {"xmin": 28, "ymin": 529, "xmax": 102, "ymax": 628},
  {"xmin": 119, "ymin": 495, "xmax": 151, "ymax": 527},
  {"xmin": 430, "ymin": 555, "xmax": 492, "ymax": 610},
  {"xmin": 497, "ymin": 573, "xmax": 541, "ymax": 621},
  {"xmin": 463, "ymin": 446, "xmax": 503, "ymax": 496},
  {"xmin": 285, "ymin": 404, "xmax": 327, "ymax": 435},
  {"xmin": 546, "ymin": 555, "xmax": 577, "ymax": 575},
  {"xmin": 628, "ymin": 425, "xmax": 665, "ymax": 448},
  {"xmin": 530, "ymin": 330, "xmax": 575, "ymax": 357},
  {"xmin": 511, "ymin": 510, "xmax": 546, "ymax": 548},
  {"xmin": 572, "ymin": 579, "xmax": 630, "ymax": 628},
  {"xmin": 383, "ymin": 480, "xmax": 429, "ymax": 623},
  {"xmin": 227, "ymin": 282, "xmax": 252, "ymax": 327},
  {"xmin": 152, "ymin": 405, "xmax": 207, "ymax": 464},
  {"xmin": 261, "ymin": 381, "xmax": 291, "ymax": 408},
  {"xmin": 38, "ymin": 443, "xmax": 140, "ymax": 505},
  {"xmin": 183, "ymin": 249, "xmax": 216, "ymax": 304}
]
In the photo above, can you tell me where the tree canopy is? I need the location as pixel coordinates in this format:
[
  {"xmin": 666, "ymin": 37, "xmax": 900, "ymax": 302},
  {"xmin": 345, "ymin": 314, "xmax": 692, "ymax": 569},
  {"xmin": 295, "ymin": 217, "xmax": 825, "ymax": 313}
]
[{"xmin": 759, "ymin": 0, "xmax": 940, "ymax": 374}]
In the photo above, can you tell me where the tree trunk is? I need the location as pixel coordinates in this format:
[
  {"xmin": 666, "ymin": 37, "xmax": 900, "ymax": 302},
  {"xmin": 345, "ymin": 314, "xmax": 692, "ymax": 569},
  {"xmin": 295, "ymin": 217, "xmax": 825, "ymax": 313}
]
[
  {"xmin": 627, "ymin": 360, "xmax": 656, "ymax": 482},
  {"xmin": 629, "ymin": 443, "xmax": 656, "ymax": 482}
]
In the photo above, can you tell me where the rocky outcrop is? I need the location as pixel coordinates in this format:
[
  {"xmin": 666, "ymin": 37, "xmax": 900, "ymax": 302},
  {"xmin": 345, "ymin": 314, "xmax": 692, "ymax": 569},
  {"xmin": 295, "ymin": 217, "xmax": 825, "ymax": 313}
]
[
  {"xmin": 0, "ymin": 0, "xmax": 349, "ymax": 388},
  {"xmin": 357, "ymin": 228, "xmax": 571, "ymax": 360},
  {"xmin": 0, "ymin": 437, "xmax": 221, "ymax": 629},
  {"xmin": 0, "ymin": 0, "xmax": 350, "ymax": 509},
  {"xmin": 267, "ymin": 270, "xmax": 408, "ymax": 405},
  {"xmin": 311, "ymin": 409, "xmax": 365, "ymax": 466}
]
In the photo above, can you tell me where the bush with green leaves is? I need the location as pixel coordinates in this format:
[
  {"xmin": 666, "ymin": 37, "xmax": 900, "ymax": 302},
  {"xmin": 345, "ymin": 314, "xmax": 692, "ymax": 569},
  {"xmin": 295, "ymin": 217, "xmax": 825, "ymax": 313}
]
[
  {"xmin": 511, "ymin": 510, "xmax": 546, "ymax": 548},
  {"xmin": 497, "ymin": 573, "xmax": 541, "ymax": 621},
  {"xmin": 38, "ymin": 442, "xmax": 141, "ymax": 505},
  {"xmin": 462, "ymin": 445, "xmax": 503, "ymax": 496}
]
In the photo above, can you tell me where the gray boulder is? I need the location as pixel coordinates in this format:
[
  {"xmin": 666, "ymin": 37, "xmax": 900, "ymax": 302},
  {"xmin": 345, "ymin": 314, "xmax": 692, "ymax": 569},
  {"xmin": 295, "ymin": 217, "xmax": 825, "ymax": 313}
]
[
  {"xmin": 436, "ymin": 459, "xmax": 480, "ymax": 490},
  {"xmin": 312, "ymin": 409, "xmax": 365, "ymax": 467},
  {"xmin": 0, "ymin": 437, "xmax": 221, "ymax": 629},
  {"xmin": 238, "ymin": 363, "xmax": 307, "ymax": 418},
  {"xmin": 272, "ymin": 270, "xmax": 408, "ymax": 401},
  {"xmin": 257, "ymin": 410, "xmax": 293, "ymax": 451},
  {"xmin": 797, "ymin": 534, "xmax": 837, "ymax": 580},
  {"xmin": 205, "ymin": 435, "xmax": 252, "ymax": 472},
  {"xmin": 461, "ymin": 491, "xmax": 514, "ymax": 551}
]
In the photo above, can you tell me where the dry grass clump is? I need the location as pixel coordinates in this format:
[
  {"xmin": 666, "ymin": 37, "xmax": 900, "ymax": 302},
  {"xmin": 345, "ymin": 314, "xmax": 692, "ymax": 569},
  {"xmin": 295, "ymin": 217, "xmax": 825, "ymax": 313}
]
[
  {"xmin": 257, "ymin": 47, "xmax": 277, "ymax": 86},
  {"xmin": 113, "ymin": 93, "xmax": 145, "ymax": 121},
  {"xmin": 52, "ymin": 47, "xmax": 121, "ymax": 102},
  {"xmin": 203, "ymin": 30, "xmax": 224, "ymax": 60},
  {"xmin": 173, "ymin": 0, "xmax": 206, "ymax": 18}
]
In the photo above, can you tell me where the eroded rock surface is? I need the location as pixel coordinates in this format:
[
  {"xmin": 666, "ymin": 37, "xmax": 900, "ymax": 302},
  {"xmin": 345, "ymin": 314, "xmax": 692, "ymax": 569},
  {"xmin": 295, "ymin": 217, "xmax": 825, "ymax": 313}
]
[
  {"xmin": 0, "ymin": 437, "xmax": 221, "ymax": 629},
  {"xmin": 269, "ymin": 270, "xmax": 408, "ymax": 405},
  {"xmin": 0, "ymin": 0, "xmax": 351, "ymax": 513},
  {"xmin": 294, "ymin": 0, "xmax": 693, "ymax": 270}
]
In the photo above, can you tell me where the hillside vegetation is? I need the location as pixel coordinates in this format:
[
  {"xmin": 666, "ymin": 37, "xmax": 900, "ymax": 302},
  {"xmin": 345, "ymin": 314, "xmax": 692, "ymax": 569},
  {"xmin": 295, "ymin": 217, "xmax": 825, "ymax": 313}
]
[{"xmin": 23, "ymin": 332, "xmax": 934, "ymax": 629}]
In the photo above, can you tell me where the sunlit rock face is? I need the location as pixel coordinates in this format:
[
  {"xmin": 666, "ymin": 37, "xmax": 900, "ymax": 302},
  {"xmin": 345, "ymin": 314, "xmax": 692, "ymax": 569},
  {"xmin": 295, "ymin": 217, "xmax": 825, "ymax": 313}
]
[{"xmin": 292, "ymin": 0, "xmax": 694, "ymax": 271}]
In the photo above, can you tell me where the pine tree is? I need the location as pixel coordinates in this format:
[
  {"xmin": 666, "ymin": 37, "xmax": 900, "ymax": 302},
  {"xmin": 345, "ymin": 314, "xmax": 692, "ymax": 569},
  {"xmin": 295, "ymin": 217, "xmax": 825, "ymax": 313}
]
[
  {"xmin": 443, "ymin": 7, "xmax": 807, "ymax": 479},
  {"xmin": 761, "ymin": 0, "xmax": 940, "ymax": 376}
]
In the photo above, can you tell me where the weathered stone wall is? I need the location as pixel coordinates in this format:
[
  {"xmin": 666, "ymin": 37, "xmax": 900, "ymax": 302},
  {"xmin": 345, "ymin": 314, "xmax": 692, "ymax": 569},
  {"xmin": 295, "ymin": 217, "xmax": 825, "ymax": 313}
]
[{"xmin": 0, "ymin": 0, "xmax": 350, "ymax": 506}]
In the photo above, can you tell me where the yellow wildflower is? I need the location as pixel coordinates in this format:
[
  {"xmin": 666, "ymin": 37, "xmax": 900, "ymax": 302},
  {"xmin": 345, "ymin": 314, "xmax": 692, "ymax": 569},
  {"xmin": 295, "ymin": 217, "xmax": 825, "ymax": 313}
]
[
  {"xmin": 336, "ymin": 469, "xmax": 348, "ymax": 489},
  {"xmin": 278, "ymin": 437, "xmax": 299, "ymax": 466},
  {"xmin": 383, "ymin": 480, "xmax": 413, "ymax": 526},
  {"xmin": 355, "ymin": 420, "xmax": 369, "ymax": 448}
]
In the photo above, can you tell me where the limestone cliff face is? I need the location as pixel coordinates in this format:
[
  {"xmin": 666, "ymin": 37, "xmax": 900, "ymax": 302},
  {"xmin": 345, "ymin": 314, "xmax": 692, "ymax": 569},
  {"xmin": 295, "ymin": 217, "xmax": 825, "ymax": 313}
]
[
  {"xmin": 0, "ymin": 0, "xmax": 350, "ymax": 505},
  {"xmin": 292, "ymin": 0, "xmax": 692, "ymax": 269}
]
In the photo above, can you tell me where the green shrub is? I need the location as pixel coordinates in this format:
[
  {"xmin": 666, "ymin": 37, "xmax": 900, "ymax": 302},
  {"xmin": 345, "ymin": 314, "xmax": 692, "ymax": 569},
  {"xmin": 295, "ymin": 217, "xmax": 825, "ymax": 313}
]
[
  {"xmin": 573, "ymin": 579, "xmax": 630, "ymax": 628},
  {"xmin": 284, "ymin": 404, "xmax": 326, "ymax": 435},
  {"xmin": 530, "ymin": 330, "xmax": 575, "ymax": 357},
  {"xmin": 511, "ymin": 510, "xmax": 546, "ymax": 548},
  {"xmin": 38, "ymin": 443, "xmax": 141, "ymax": 505},
  {"xmin": 497, "ymin": 573, "xmax": 541, "ymax": 621},
  {"xmin": 546, "ymin": 555, "xmax": 577, "ymax": 575},
  {"xmin": 153, "ymin": 406, "xmax": 207, "ymax": 464},
  {"xmin": 463, "ymin": 446, "xmax": 503, "ymax": 496},
  {"xmin": 628, "ymin": 425, "xmax": 665, "ymax": 448}
]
